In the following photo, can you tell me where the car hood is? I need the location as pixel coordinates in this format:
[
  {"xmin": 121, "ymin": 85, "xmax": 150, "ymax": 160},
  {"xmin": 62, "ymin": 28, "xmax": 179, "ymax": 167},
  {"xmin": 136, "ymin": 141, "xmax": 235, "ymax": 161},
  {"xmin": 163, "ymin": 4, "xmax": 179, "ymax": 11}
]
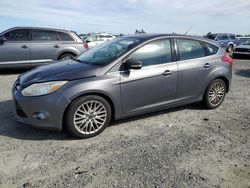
[
  {"xmin": 19, "ymin": 60, "xmax": 100, "ymax": 87},
  {"xmin": 236, "ymin": 44, "xmax": 250, "ymax": 49}
]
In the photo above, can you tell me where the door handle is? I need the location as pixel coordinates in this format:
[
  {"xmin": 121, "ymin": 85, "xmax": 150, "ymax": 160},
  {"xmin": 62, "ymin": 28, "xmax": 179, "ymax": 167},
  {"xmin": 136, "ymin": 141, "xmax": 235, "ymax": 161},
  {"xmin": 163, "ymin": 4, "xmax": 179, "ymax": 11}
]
[
  {"xmin": 203, "ymin": 63, "xmax": 211, "ymax": 68},
  {"xmin": 162, "ymin": 70, "xmax": 173, "ymax": 76},
  {"xmin": 21, "ymin": 45, "xmax": 28, "ymax": 49},
  {"xmin": 54, "ymin": 45, "xmax": 60, "ymax": 48}
]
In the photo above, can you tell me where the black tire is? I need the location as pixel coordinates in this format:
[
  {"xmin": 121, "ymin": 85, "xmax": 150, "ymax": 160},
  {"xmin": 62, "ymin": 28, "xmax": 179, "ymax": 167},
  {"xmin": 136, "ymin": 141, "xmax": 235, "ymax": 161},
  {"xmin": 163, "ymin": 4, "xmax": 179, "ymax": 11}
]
[
  {"xmin": 59, "ymin": 53, "xmax": 75, "ymax": 60},
  {"xmin": 202, "ymin": 79, "xmax": 226, "ymax": 109},
  {"xmin": 65, "ymin": 95, "xmax": 112, "ymax": 139}
]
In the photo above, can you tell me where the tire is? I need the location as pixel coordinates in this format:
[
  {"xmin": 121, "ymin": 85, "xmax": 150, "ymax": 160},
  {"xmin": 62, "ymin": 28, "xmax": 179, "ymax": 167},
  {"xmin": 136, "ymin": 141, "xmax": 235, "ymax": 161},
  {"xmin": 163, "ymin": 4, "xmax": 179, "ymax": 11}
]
[
  {"xmin": 202, "ymin": 79, "xmax": 226, "ymax": 109},
  {"xmin": 65, "ymin": 95, "xmax": 112, "ymax": 139},
  {"xmin": 227, "ymin": 44, "xmax": 234, "ymax": 53},
  {"xmin": 59, "ymin": 53, "xmax": 75, "ymax": 60}
]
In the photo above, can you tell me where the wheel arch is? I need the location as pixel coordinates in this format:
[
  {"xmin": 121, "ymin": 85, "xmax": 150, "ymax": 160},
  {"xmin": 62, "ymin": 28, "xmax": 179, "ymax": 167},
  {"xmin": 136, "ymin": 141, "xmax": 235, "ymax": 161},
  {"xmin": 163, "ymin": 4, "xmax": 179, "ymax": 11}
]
[
  {"xmin": 62, "ymin": 92, "xmax": 116, "ymax": 130},
  {"xmin": 57, "ymin": 51, "xmax": 77, "ymax": 60},
  {"xmin": 203, "ymin": 76, "xmax": 230, "ymax": 100}
]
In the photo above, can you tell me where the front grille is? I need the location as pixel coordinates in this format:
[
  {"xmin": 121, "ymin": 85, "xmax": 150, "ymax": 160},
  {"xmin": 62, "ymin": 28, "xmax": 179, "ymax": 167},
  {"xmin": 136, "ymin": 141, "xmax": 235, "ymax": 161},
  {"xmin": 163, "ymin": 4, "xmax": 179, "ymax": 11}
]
[{"xmin": 15, "ymin": 100, "xmax": 27, "ymax": 118}]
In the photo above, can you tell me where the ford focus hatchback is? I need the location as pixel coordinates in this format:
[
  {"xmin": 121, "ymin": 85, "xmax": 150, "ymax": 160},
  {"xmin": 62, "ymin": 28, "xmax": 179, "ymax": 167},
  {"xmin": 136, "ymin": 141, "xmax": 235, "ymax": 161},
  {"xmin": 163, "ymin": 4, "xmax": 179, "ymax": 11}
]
[{"xmin": 12, "ymin": 34, "xmax": 232, "ymax": 138}]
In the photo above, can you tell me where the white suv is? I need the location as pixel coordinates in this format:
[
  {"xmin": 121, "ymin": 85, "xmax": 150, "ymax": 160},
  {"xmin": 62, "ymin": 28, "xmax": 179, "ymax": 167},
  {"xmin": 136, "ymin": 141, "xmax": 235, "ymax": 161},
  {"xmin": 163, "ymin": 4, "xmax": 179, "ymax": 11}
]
[{"xmin": 84, "ymin": 33, "xmax": 116, "ymax": 48}]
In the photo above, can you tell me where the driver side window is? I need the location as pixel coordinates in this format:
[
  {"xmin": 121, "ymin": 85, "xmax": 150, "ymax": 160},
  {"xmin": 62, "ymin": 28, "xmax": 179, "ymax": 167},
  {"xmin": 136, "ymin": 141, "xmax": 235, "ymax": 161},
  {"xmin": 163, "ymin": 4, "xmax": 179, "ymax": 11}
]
[{"xmin": 129, "ymin": 39, "xmax": 172, "ymax": 67}]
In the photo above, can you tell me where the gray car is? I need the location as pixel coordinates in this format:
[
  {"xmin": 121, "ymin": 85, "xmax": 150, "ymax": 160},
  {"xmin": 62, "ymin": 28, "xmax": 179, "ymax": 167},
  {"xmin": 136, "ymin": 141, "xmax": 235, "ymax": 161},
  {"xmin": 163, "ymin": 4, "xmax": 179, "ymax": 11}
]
[
  {"xmin": 205, "ymin": 33, "xmax": 239, "ymax": 52},
  {"xmin": 0, "ymin": 27, "xmax": 88, "ymax": 68},
  {"xmin": 12, "ymin": 34, "xmax": 233, "ymax": 138}
]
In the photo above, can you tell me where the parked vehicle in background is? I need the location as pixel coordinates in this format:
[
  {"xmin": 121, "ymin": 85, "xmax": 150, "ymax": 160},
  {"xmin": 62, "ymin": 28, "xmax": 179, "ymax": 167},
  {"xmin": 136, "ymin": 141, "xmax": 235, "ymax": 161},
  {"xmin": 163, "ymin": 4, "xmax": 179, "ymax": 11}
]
[
  {"xmin": 233, "ymin": 39, "xmax": 250, "ymax": 59},
  {"xmin": 84, "ymin": 33, "xmax": 116, "ymax": 48},
  {"xmin": 205, "ymin": 33, "xmax": 239, "ymax": 53},
  {"xmin": 12, "ymin": 34, "xmax": 232, "ymax": 138},
  {"xmin": 0, "ymin": 27, "xmax": 88, "ymax": 68}
]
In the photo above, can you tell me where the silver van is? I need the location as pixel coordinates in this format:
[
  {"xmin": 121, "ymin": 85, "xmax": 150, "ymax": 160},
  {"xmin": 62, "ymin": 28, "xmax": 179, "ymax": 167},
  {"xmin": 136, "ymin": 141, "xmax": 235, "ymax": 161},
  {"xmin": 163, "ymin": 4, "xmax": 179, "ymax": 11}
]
[{"xmin": 0, "ymin": 27, "xmax": 88, "ymax": 68}]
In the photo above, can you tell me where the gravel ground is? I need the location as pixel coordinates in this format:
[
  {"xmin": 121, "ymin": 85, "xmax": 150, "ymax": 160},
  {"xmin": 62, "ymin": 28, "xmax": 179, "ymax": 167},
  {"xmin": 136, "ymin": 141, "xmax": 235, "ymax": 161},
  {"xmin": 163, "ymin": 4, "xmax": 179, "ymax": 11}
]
[{"xmin": 0, "ymin": 59, "xmax": 249, "ymax": 188}]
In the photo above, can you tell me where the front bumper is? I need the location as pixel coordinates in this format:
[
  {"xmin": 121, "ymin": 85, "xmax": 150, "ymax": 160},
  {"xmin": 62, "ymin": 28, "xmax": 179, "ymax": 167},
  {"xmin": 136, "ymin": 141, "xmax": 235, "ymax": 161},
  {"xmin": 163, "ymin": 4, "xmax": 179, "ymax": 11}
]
[{"xmin": 12, "ymin": 87, "xmax": 70, "ymax": 130}]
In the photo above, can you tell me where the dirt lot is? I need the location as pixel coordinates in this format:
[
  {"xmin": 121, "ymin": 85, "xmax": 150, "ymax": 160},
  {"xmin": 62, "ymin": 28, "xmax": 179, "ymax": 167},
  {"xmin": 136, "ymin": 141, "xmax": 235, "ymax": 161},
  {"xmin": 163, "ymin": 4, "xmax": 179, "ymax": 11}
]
[{"xmin": 0, "ymin": 59, "xmax": 249, "ymax": 188}]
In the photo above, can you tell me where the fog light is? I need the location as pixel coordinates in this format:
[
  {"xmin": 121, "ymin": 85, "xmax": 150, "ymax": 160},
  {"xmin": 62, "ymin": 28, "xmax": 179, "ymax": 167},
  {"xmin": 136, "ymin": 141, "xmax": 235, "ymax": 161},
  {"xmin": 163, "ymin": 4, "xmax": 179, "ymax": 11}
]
[{"xmin": 33, "ymin": 112, "xmax": 47, "ymax": 120}]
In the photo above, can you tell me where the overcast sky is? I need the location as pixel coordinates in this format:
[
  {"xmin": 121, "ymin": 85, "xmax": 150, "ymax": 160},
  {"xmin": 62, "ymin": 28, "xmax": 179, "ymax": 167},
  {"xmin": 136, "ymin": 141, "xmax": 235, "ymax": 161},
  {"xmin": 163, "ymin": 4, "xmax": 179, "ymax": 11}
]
[{"xmin": 0, "ymin": 0, "xmax": 249, "ymax": 35}]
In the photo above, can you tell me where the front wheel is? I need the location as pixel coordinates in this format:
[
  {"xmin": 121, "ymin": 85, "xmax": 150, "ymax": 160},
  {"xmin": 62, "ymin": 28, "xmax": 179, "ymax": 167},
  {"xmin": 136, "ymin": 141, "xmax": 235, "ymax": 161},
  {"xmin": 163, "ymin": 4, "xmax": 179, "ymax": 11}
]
[
  {"xmin": 65, "ymin": 95, "xmax": 112, "ymax": 138},
  {"xmin": 202, "ymin": 79, "xmax": 226, "ymax": 109}
]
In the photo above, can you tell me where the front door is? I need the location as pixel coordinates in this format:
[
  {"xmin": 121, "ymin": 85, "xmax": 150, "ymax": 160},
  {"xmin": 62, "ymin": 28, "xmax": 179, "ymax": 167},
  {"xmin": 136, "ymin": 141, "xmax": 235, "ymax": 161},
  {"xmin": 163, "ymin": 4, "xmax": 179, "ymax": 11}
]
[
  {"xmin": 0, "ymin": 29, "xmax": 30, "ymax": 67},
  {"xmin": 120, "ymin": 38, "xmax": 178, "ymax": 115}
]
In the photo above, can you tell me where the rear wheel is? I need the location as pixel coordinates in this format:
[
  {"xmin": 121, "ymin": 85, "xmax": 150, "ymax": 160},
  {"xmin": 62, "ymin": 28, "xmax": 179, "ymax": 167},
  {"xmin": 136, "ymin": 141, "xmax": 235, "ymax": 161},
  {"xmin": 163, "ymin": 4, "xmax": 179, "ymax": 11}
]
[
  {"xmin": 203, "ymin": 79, "xmax": 226, "ymax": 109},
  {"xmin": 66, "ymin": 95, "xmax": 112, "ymax": 138},
  {"xmin": 59, "ymin": 53, "xmax": 75, "ymax": 60}
]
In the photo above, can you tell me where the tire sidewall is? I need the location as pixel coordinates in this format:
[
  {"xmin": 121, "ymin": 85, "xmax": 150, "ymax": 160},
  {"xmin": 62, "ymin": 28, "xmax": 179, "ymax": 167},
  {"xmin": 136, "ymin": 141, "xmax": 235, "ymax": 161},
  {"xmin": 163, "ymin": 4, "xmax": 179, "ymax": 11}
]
[
  {"xmin": 66, "ymin": 95, "xmax": 112, "ymax": 138},
  {"xmin": 59, "ymin": 53, "xmax": 75, "ymax": 60}
]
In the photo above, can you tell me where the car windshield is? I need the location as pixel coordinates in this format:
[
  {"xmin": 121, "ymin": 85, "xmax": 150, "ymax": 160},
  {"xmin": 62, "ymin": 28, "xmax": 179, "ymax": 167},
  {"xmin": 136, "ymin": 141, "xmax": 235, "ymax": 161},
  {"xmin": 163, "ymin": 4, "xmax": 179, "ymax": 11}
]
[
  {"xmin": 76, "ymin": 38, "xmax": 141, "ymax": 65},
  {"xmin": 243, "ymin": 39, "xmax": 250, "ymax": 45}
]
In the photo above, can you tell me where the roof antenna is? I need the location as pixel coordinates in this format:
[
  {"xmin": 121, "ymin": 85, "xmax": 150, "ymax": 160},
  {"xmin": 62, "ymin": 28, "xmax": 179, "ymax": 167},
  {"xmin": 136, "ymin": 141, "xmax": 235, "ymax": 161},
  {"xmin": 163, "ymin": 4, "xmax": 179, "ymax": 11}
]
[{"xmin": 184, "ymin": 26, "xmax": 192, "ymax": 35}]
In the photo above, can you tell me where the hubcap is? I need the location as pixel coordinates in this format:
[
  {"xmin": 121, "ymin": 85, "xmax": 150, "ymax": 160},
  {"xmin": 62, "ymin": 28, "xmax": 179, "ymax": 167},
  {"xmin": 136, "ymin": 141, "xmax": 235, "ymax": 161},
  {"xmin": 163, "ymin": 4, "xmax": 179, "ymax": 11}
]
[
  {"xmin": 73, "ymin": 100, "xmax": 107, "ymax": 134},
  {"xmin": 208, "ymin": 82, "xmax": 225, "ymax": 106}
]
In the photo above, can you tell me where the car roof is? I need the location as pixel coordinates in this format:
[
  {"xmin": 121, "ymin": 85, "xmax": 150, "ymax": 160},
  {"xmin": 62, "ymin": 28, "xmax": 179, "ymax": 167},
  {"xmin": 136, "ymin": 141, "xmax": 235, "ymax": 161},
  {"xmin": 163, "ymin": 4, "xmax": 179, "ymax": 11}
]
[
  {"xmin": 122, "ymin": 33, "xmax": 218, "ymax": 45},
  {"xmin": 209, "ymin": 33, "xmax": 235, "ymax": 36},
  {"xmin": 3, "ymin": 26, "xmax": 72, "ymax": 33}
]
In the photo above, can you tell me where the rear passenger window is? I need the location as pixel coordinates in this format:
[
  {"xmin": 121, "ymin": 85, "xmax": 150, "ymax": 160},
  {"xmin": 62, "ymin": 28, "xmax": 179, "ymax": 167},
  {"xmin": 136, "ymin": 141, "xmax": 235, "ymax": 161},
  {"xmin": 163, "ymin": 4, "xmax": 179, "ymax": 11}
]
[
  {"xmin": 129, "ymin": 39, "xmax": 172, "ymax": 67},
  {"xmin": 58, "ymin": 32, "xmax": 74, "ymax": 41},
  {"xmin": 32, "ymin": 30, "xmax": 58, "ymax": 41},
  {"xmin": 176, "ymin": 39, "xmax": 205, "ymax": 61},
  {"xmin": 203, "ymin": 42, "xmax": 219, "ymax": 55}
]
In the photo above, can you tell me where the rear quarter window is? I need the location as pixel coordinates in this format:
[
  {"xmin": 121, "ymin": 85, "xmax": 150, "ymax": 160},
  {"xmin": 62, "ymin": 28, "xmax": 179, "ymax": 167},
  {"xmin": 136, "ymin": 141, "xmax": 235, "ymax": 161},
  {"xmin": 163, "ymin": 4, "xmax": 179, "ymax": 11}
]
[
  {"xmin": 58, "ymin": 32, "xmax": 74, "ymax": 41},
  {"xmin": 203, "ymin": 42, "xmax": 219, "ymax": 55}
]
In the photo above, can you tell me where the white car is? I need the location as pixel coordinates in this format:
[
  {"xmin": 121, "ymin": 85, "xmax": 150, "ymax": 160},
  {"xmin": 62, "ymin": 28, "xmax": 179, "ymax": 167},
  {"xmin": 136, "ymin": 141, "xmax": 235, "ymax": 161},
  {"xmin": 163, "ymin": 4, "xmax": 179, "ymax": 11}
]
[{"xmin": 84, "ymin": 33, "xmax": 116, "ymax": 48}]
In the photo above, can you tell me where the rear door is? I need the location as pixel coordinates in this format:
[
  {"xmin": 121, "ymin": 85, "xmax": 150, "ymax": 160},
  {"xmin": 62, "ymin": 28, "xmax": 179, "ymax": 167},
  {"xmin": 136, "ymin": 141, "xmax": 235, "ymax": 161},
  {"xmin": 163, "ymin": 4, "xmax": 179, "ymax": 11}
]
[
  {"xmin": 0, "ymin": 29, "xmax": 31, "ymax": 67},
  {"xmin": 30, "ymin": 29, "xmax": 62, "ymax": 66},
  {"xmin": 175, "ymin": 38, "xmax": 214, "ymax": 101}
]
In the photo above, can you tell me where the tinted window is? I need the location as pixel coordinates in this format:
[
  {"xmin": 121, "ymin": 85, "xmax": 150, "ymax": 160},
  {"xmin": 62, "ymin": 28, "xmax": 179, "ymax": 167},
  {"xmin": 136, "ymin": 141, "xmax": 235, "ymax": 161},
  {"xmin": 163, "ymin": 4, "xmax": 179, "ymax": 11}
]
[
  {"xmin": 229, "ymin": 35, "xmax": 236, "ymax": 40},
  {"xmin": 4, "ymin": 29, "xmax": 29, "ymax": 41},
  {"xmin": 58, "ymin": 32, "xmax": 74, "ymax": 41},
  {"xmin": 203, "ymin": 42, "xmax": 219, "ymax": 55},
  {"xmin": 176, "ymin": 39, "xmax": 205, "ymax": 61},
  {"xmin": 129, "ymin": 39, "xmax": 172, "ymax": 67},
  {"xmin": 32, "ymin": 30, "xmax": 58, "ymax": 41},
  {"xmin": 217, "ymin": 35, "xmax": 229, "ymax": 40}
]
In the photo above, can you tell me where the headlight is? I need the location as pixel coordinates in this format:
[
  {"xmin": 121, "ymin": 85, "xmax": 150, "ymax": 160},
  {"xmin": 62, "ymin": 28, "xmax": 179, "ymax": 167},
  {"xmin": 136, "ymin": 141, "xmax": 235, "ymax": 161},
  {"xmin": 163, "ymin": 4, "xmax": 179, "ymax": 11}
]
[{"xmin": 21, "ymin": 81, "xmax": 68, "ymax": 96}]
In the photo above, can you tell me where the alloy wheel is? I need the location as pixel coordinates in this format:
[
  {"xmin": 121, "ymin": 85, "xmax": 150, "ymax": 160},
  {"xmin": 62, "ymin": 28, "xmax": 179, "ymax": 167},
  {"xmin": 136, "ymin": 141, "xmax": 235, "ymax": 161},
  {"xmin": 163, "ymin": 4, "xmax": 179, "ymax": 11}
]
[
  {"xmin": 73, "ymin": 100, "xmax": 107, "ymax": 135},
  {"xmin": 208, "ymin": 82, "xmax": 225, "ymax": 106}
]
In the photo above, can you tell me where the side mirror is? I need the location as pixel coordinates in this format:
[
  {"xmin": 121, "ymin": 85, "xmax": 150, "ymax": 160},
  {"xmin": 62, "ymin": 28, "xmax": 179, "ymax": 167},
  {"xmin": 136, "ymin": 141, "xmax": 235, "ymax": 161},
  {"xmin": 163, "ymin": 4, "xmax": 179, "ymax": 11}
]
[
  {"xmin": 0, "ymin": 36, "xmax": 6, "ymax": 44},
  {"xmin": 85, "ymin": 39, "xmax": 91, "ymax": 43},
  {"xmin": 125, "ymin": 58, "xmax": 142, "ymax": 70}
]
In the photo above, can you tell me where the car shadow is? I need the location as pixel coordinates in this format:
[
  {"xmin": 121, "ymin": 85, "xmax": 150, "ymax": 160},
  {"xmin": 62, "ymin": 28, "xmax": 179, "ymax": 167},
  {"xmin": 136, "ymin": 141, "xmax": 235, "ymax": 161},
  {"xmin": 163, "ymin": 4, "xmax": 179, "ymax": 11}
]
[
  {"xmin": 0, "ymin": 99, "xmax": 204, "ymax": 140},
  {"xmin": 234, "ymin": 69, "xmax": 250, "ymax": 78},
  {"xmin": 0, "ymin": 69, "xmax": 30, "ymax": 75}
]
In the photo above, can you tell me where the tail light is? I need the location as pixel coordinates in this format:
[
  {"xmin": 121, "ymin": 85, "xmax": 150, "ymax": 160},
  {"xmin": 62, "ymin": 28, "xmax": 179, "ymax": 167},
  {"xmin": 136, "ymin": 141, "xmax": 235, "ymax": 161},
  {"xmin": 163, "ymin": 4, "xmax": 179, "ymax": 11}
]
[
  {"xmin": 83, "ymin": 43, "xmax": 89, "ymax": 49},
  {"xmin": 221, "ymin": 52, "xmax": 233, "ymax": 68}
]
